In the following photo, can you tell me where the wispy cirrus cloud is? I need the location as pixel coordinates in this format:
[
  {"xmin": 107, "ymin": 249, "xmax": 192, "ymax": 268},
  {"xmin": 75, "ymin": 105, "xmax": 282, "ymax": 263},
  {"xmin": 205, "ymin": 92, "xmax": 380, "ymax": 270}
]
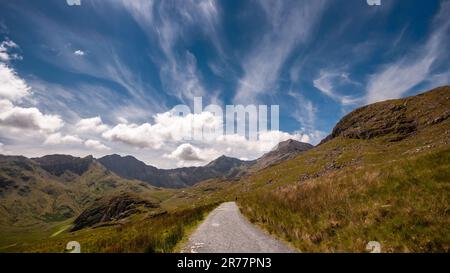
[
  {"xmin": 116, "ymin": 0, "xmax": 223, "ymax": 103},
  {"xmin": 365, "ymin": 1, "xmax": 450, "ymax": 103},
  {"xmin": 13, "ymin": 5, "xmax": 165, "ymax": 117},
  {"xmin": 234, "ymin": 0, "xmax": 327, "ymax": 104},
  {"xmin": 287, "ymin": 90, "xmax": 326, "ymax": 145},
  {"xmin": 313, "ymin": 70, "xmax": 363, "ymax": 106}
]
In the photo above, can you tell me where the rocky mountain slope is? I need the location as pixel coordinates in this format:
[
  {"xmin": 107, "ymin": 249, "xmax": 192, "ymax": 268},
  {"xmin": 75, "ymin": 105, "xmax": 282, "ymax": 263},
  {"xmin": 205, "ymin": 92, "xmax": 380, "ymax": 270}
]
[
  {"xmin": 237, "ymin": 86, "xmax": 450, "ymax": 252},
  {"xmin": 252, "ymin": 139, "xmax": 314, "ymax": 170},
  {"xmin": 0, "ymin": 154, "xmax": 167, "ymax": 240}
]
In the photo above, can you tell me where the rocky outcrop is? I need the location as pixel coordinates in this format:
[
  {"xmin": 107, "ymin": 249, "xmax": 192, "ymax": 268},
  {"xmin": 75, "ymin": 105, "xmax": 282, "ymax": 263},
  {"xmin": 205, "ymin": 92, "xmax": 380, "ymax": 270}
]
[
  {"xmin": 330, "ymin": 103, "xmax": 417, "ymax": 142},
  {"xmin": 71, "ymin": 194, "xmax": 159, "ymax": 231},
  {"xmin": 257, "ymin": 139, "xmax": 314, "ymax": 168},
  {"xmin": 321, "ymin": 86, "xmax": 450, "ymax": 144}
]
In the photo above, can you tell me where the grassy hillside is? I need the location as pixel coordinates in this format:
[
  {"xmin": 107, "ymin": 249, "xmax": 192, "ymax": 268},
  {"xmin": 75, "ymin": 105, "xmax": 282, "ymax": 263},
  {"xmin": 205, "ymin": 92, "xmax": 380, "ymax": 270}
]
[
  {"xmin": 10, "ymin": 203, "xmax": 218, "ymax": 253},
  {"xmin": 237, "ymin": 86, "xmax": 450, "ymax": 252},
  {"xmin": 0, "ymin": 155, "xmax": 230, "ymax": 252}
]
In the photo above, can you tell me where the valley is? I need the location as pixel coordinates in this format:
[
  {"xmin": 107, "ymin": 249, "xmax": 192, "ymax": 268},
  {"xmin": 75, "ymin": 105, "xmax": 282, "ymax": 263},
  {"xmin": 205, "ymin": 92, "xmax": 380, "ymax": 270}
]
[{"xmin": 0, "ymin": 86, "xmax": 449, "ymax": 253}]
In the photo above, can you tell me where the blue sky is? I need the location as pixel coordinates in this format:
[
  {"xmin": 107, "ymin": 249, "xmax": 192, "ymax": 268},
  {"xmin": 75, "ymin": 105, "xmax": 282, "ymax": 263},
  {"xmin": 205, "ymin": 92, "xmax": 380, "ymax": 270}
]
[{"xmin": 0, "ymin": 0, "xmax": 449, "ymax": 168}]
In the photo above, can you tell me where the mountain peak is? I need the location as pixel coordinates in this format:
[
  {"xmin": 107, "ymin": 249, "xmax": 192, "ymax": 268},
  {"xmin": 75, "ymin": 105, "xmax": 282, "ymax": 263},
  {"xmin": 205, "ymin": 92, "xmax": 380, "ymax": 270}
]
[
  {"xmin": 32, "ymin": 154, "xmax": 94, "ymax": 176},
  {"xmin": 205, "ymin": 155, "xmax": 246, "ymax": 171},
  {"xmin": 252, "ymin": 139, "xmax": 314, "ymax": 170},
  {"xmin": 272, "ymin": 139, "xmax": 314, "ymax": 152}
]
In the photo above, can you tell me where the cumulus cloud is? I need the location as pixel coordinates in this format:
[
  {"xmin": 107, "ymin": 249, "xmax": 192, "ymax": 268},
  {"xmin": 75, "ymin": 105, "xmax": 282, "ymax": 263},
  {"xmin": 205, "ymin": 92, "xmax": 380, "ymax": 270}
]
[
  {"xmin": 74, "ymin": 50, "xmax": 85, "ymax": 56},
  {"xmin": 102, "ymin": 110, "xmax": 223, "ymax": 149},
  {"xmin": 0, "ymin": 63, "xmax": 31, "ymax": 101},
  {"xmin": 84, "ymin": 139, "xmax": 111, "ymax": 151},
  {"xmin": 101, "ymin": 106, "xmax": 310, "ymax": 163},
  {"xmin": 164, "ymin": 143, "xmax": 221, "ymax": 167},
  {"xmin": 166, "ymin": 143, "xmax": 204, "ymax": 161},
  {"xmin": 44, "ymin": 133, "xmax": 83, "ymax": 145},
  {"xmin": 76, "ymin": 116, "xmax": 109, "ymax": 133},
  {"xmin": 0, "ymin": 99, "xmax": 64, "ymax": 133}
]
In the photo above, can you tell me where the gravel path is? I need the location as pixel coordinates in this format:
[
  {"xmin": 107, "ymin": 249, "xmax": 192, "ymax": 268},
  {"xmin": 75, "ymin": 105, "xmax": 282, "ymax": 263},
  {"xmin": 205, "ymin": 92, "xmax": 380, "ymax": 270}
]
[{"xmin": 181, "ymin": 202, "xmax": 295, "ymax": 253}]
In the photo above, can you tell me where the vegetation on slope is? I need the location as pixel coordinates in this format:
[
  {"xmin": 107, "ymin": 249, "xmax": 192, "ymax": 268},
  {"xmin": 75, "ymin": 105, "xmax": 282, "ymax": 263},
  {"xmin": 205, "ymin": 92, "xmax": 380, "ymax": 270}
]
[
  {"xmin": 239, "ymin": 147, "xmax": 449, "ymax": 252},
  {"xmin": 11, "ymin": 203, "xmax": 218, "ymax": 253},
  {"xmin": 237, "ymin": 86, "xmax": 450, "ymax": 252}
]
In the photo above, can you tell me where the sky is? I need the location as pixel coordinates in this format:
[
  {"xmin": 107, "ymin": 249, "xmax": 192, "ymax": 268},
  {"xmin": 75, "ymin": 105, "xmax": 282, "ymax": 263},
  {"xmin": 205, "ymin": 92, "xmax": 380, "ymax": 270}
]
[{"xmin": 0, "ymin": 0, "xmax": 449, "ymax": 168}]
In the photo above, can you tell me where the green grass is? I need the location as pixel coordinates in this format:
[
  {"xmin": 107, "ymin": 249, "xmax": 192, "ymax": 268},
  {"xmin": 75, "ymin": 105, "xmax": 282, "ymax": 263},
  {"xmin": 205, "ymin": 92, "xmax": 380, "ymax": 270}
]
[
  {"xmin": 7, "ymin": 203, "xmax": 218, "ymax": 253},
  {"xmin": 238, "ymin": 147, "xmax": 450, "ymax": 252}
]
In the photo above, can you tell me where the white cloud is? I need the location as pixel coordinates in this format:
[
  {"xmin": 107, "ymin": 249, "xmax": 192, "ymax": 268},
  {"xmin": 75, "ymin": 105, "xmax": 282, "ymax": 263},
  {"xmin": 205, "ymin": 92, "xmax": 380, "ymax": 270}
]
[
  {"xmin": 165, "ymin": 143, "xmax": 220, "ymax": 167},
  {"xmin": 74, "ymin": 50, "xmax": 85, "ymax": 56},
  {"xmin": 76, "ymin": 116, "xmax": 109, "ymax": 133},
  {"xmin": 44, "ymin": 133, "xmax": 83, "ymax": 145},
  {"xmin": 84, "ymin": 139, "xmax": 110, "ymax": 151},
  {"xmin": 0, "ymin": 99, "xmax": 64, "ymax": 133},
  {"xmin": 102, "ymin": 110, "xmax": 223, "ymax": 149},
  {"xmin": 0, "ymin": 142, "xmax": 4, "ymax": 152},
  {"xmin": 102, "ymin": 107, "xmax": 310, "ymax": 164},
  {"xmin": 365, "ymin": 1, "xmax": 450, "ymax": 103},
  {"xmin": 0, "ymin": 39, "xmax": 20, "ymax": 62},
  {"xmin": 0, "ymin": 63, "xmax": 31, "ymax": 101}
]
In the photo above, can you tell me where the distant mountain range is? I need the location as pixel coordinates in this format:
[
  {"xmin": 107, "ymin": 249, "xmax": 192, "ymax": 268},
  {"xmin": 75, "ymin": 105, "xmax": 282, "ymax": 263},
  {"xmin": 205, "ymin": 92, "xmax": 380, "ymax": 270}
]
[
  {"xmin": 98, "ymin": 139, "xmax": 313, "ymax": 188},
  {"xmin": 1, "ymin": 139, "xmax": 313, "ymax": 189},
  {"xmin": 0, "ymin": 138, "xmax": 313, "ymax": 230}
]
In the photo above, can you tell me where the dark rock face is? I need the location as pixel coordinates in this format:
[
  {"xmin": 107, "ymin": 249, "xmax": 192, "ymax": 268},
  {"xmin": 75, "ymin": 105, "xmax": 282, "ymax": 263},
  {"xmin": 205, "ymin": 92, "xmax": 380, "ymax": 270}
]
[
  {"xmin": 98, "ymin": 154, "xmax": 170, "ymax": 186},
  {"xmin": 71, "ymin": 194, "xmax": 158, "ymax": 231},
  {"xmin": 329, "ymin": 103, "xmax": 417, "ymax": 142},
  {"xmin": 0, "ymin": 176, "xmax": 15, "ymax": 187},
  {"xmin": 32, "ymin": 155, "xmax": 94, "ymax": 176},
  {"xmin": 205, "ymin": 155, "xmax": 251, "ymax": 173},
  {"xmin": 0, "ymin": 156, "xmax": 37, "ymax": 195}
]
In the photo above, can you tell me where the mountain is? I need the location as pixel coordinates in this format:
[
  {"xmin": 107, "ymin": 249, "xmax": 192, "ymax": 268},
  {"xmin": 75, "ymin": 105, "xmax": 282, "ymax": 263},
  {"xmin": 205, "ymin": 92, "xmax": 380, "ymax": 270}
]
[
  {"xmin": 98, "ymin": 154, "xmax": 253, "ymax": 188},
  {"xmin": 227, "ymin": 139, "xmax": 314, "ymax": 178},
  {"xmin": 97, "ymin": 140, "xmax": 313, "ymax": 188},
  {"xmin": 32, "ymin": 155, "xmax": 94, "ymax": 177},
  {"xmin": 97, "ymin": 154, "xmax": 171, "ymax": 187},
  {"xmin": 0, "ymin": 154, "xmax": 165, "ymax": 232}
]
